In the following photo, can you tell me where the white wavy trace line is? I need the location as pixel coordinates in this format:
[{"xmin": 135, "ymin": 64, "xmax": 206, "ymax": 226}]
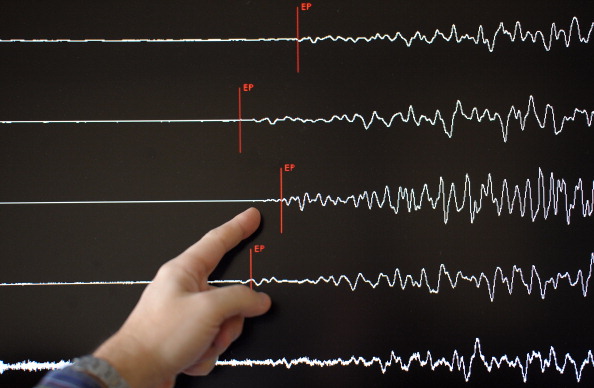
[
  {"xmin": 253, "ymin": 96, "xmax": 594, "ymax": 143},
  {"xmin": 263, "ymin": 168, "xmax": 594, "ymax": 225},
  {"xmin": 1, "ymin": 18, "xmax": 591, "ymax": 52},
  {"xmin": 0, "ymin": 170, "xmax": 590, "ymax": 224},
  {"xmin": 304, "ymin": 17, "xmax": 594, "ymax": 52},
  {"xmin": 2, "ymin": 254, "xmax": 592, "ymax": 303},
  {"xmin": 219, "ymin": 338, "xmax": 593, "ymax": 382},
  {"xmin": 3, "ymin": 97, "xmax": 592, "ymax": 144},
  {"xmin": 226, "ymin": 253, "xmax": 594, "ymax": 302},
  {"xmin": 4, "ymin": 339, "xmax": 593, "ymax": 382},
  {"xmin": 0, "ymin": 360, "xmax": 71, "ymax": 374}
]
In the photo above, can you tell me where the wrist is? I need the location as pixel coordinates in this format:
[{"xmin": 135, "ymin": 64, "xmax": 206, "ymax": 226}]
[
  {"xmin": 70, "ymin": 355, "xmax": 131, "ymax": 388},
  {"xmin": 93, "ymin": 330, "xmax": 173, "ymax": 388}
]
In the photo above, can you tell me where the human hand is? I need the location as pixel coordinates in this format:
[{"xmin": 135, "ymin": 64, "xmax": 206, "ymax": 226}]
[{"xmin": 93, "ymin": 208, "xmax": 271, "ymax": 388}]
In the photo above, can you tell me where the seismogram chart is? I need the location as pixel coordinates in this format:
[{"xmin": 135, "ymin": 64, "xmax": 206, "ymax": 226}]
[{"xmin": 0, "ymin": 1, "xmax": 592, "ymax": 387}]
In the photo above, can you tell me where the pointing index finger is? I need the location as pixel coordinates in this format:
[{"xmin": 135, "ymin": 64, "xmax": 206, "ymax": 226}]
[{"xmin": 175, "ymin": 208, "xmax": 261, "ymax": 278}]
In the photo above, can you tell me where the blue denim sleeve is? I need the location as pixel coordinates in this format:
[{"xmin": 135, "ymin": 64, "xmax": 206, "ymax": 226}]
[{"xmin": 35, "ymin": 366, "xmax": 105, "ymax": 388}]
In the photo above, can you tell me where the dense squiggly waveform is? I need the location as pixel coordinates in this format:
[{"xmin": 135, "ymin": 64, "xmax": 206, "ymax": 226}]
[
  {"xmin": 219, "ymin": 338, "xmax": 593, "ymax": 382},
  {"xmin": 265, "ymin": 168, "xmax": 594, "ymax": 224},
  {"xmin": 301, "ymin": 17, "xmax": 593, "ymax": 52},
  {"xmin": 253, "ymin": 96, "xmax": 594, "ymax": 142},
  {"xmin": 216, "ymin": 253, "xmax": 594, "ymax": 301},
  {"xmin": 0, "ymin": 360, "xmax": 71, "ymax": 374}
]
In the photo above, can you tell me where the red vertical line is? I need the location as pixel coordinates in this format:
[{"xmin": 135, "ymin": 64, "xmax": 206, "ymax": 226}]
[
  {"xmin": 280, "ymin": 167, "xmax": 284, "ymax": 234},
  {"xmin": 296, "ymin": 6, "xmax": 300, "ymax": 73},
  {"xmin": 238, "ymin": 87, "xmax": 242, "ymax": 153},
  {"xmin": 249, "ymin": 248, "xmax": 253, "ymax": 290}
]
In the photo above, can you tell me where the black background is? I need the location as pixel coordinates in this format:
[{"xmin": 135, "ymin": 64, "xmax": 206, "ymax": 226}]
[{"xmin": 0, "ymin": 1, "xmax": 593, "ymax": 387}]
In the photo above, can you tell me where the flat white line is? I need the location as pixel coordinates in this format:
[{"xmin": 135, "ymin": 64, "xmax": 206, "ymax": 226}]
[
  {"xmin": 0, "ymin": 280, "xmax": 242, "ymax": 287},
  {"xmin": 0, "ymin": 199, "xmax": 269, "ymax": 205},
  {"xmin": 0, "ymin": 119, "xmax": 246, "ymax": 124},
  {"xmin": 0, "ymin": 281, "xmax": 152, "ymax": 286},
  {"xmin": 0, "ymin": 38, "xmax": 296, "ymax": 43}
]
